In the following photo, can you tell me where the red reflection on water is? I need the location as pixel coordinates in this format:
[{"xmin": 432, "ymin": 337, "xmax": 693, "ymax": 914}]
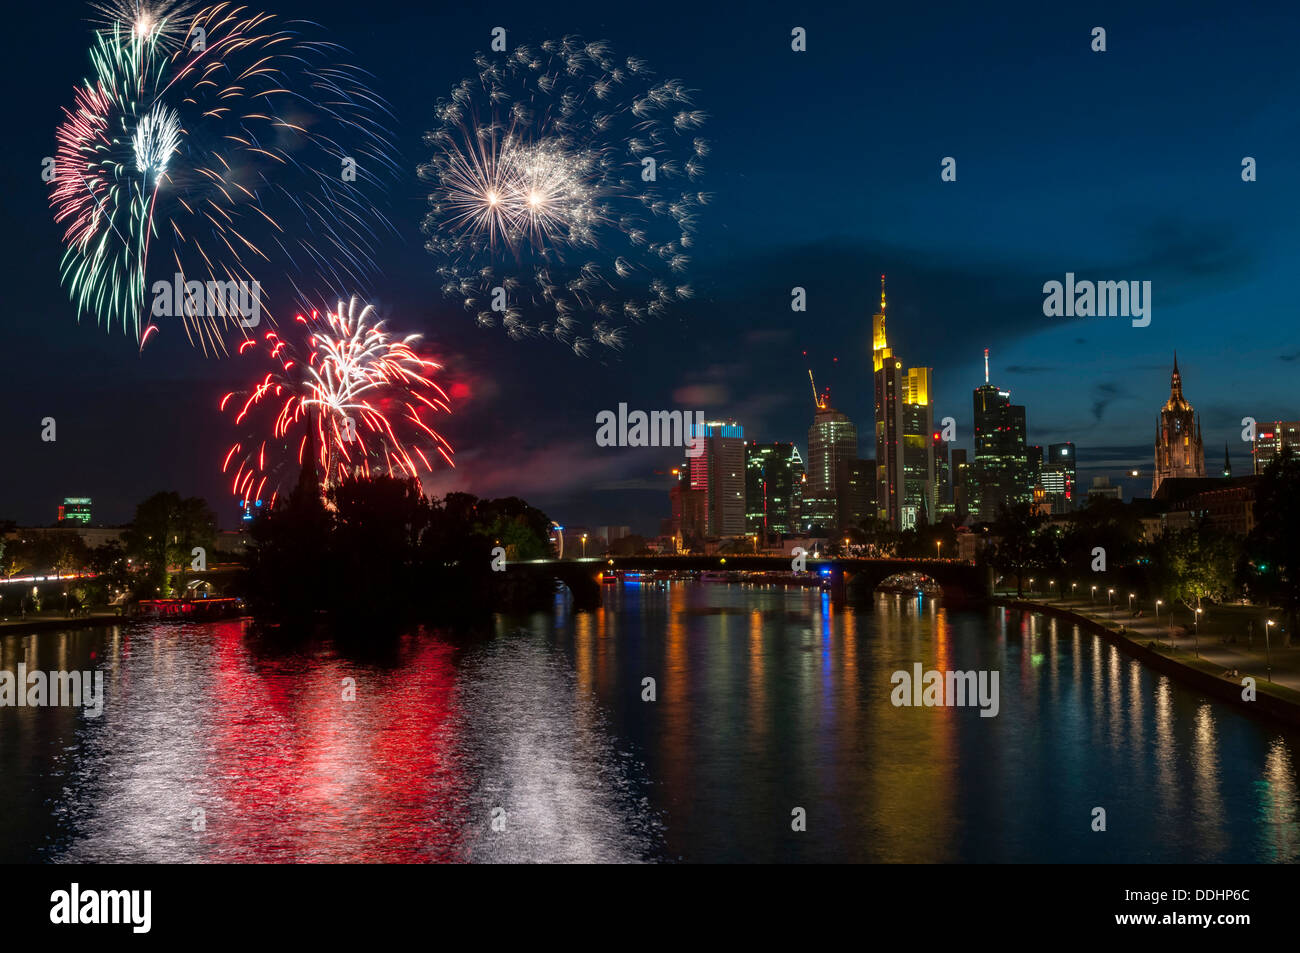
[{"xmin": 204, "ymin": 624, "xmax": 466, "ymax": 862}]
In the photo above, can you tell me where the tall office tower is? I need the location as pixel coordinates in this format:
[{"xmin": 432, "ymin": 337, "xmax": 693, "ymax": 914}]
[
  {"xmin": 1040, "ymin": 442, "xmax": 1077, "ymax": 513},
  {"xmin": 670, "ymin": 462, "xmax": 708, "ymax": 547},
  {"xmin": 687, "ymin": 420, "xmax": 747, "ymax": 536},
  {"xmin": 933, "ymin": 434, "xmax": 952, "ymax": 517},
  {"xmin": 950, "ymin": 448, "xmax": 969, "ymax": 519},
  {"xmin": 1254, "ymin": 421, "xmax": 1300, "ymax": 473},
  {"xmin": 971, "ymin": 351, "xmax": 1031, "ymax": 521},
  {"xmin": 900, "ymin": 367, "xmax": 935, "ymax": 528},
  {"xmin": 745, "ymin": 442, "xmax": 804, "ymax": 538},
  {"xmin": 1151, "ymin": 354, "xmax": 1205, "ymax": 496},
  {"xmin": 1028, "ymin": 445, "xmax": 1044, "ymax": 496},
  {"xmin": 835, "ymin": 457, "xmax": 876, "ymax": 531},
  {"xmin": 872, "ymin": 277, "xmax": 935, "ymax": 529},
  {"xmin": 805, "ymin": 404, "xmax": 858, "ymax": 531}
]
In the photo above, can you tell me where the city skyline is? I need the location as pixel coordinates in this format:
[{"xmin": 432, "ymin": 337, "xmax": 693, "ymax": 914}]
[{"xmin": 3, "ymin": 0, "xmax": 1299, "ymax": 535}]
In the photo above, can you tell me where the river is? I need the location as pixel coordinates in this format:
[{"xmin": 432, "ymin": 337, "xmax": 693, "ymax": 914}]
[{"xmin": 1, "ymin": 581, "xmax": 1296, "ymax": 862}]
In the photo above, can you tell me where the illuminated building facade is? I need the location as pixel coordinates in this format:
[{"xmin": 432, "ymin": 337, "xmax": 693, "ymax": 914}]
[
  {"xmin": 835, "ymin": 457, "xmax": 876, "ymax": 530},
  {"xmin": 872, "ymin": 278, "xmax": 935, "ymax": 529},
  {"xmin": 1038, "ymin": 442, "xmax": 1077, "ymax": 514},
  {"xmin": 1254, "ymin": 421, "xmax": 1300, "ymax": 473},
  {"xmin": 57, "ymin": 497, "xmax": 92, "ymax": 525},
  {"xmin": 687, "ymin": 420, "xmax": 746, "ymax": 537},
  {"xmin": 1152, "ymin": 355, "xmax": 1205, "ymax": 496},
  {"xmin": 745, "ymin": 442, "xmax": 804, "ymax": 538},
  {"xmin": 971, "ymin": 354, "xmax": 1031, "ymax": 521},
  {"xmin": 805, "ymin": 406, "xmax": 858, "ymax": 532}
]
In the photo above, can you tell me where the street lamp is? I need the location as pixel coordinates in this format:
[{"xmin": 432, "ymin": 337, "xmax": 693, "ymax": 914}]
[
  {"xmin": 1194, "ymin": 607, "xmax": 1203, "ymax": 657},
  {"xmin": 935, "ymin": 540, "xmax": 942, "ymax": 560},
  {"xmin": 1128, "ymin": 592, "xmax": 1135, "ymax": 613},
  {"xmin": 1155, "ymin": 599, "xmax": 1162, "ymax": 627},
  {"xmin": 1071, "ymin": 582, "xmax": 1078, "ymax": 600},
  {"xmin": 1050, "ymin": 579, "xmax": 1057, "ymax": 599},
  {"xmin": 1091, "ymin": 585, "xmax": 1097, "ymax": 604},
  {"xmin": 1266, "ymin": 620, "xmax": 1275, "ymax": 682},
  {"xmin": 1107, "ymin": 588, "xmax": 1114, "ymax": 613},
  {"xmin": 581, "ymin": 534, "xmax": 588, "ymax": 558}
]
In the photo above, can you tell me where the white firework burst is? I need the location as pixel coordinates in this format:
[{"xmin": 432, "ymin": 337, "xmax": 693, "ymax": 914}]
[{"xmin": 419, "ymin": 35, "xmax": 708, "ymax": 356}]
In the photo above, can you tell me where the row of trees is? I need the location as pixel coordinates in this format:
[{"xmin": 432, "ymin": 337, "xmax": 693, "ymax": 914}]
[
  {"xmin": 987, "ymin": 453, "xmax": 1300, "ymax": 642},
  {"xmin": 241, "ymin": 477, "xmax": 554, "ymax": 632},
  {"xmin": 0, "ymin": 492, "xmax": 217, "ymax": 608}
]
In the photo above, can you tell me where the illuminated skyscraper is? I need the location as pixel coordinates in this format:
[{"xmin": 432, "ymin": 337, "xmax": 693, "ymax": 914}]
[
  {"xmin": 805, "ymin": 405, "xmax": 858, "ymax": 531},
  {"xmin": 1152, "ymin": 354, "xmax": 1204, "ymax": 495},
  {"xmin": 872, "ymin": 277, "xmax": 935, "ymax": 528},
  {"xmin": 971, "ymin": 351, "xmax": 1031, "ymax": 521},
  {"xmin": 687, "ymin": 420, "xmax": 747, "ymax": 536},
  {"xmin": 745, "ymin": 442, "xmax": 804, "ymax": 537},
  {"xmin": 1253, "ymin": 421, "xmax": 1300, "ymax": 474},
  {"xmin": 1041, "ymin": 442, "xmax": 1077, "ymax": 513}
]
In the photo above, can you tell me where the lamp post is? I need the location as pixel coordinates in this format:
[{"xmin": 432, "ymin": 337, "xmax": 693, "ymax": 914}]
[
  {"xmin": 1266, "ymin": 620, "xmax": 1275, "ymax": 682},
  {"xmin": 1155, "ymin": 599, "xmax": 1163, "ymax": 629},
  {"xmin": 1128, "ymin": 592, "xmax": 1135, "ymax": 614},
  {"xmin": 935, "ymin": 540, "xmax": 941, "ymax": 560},
  {"xmin": 581, "ymin": 534, "xmax": 588, "ymax": 558},
  {"xmin": 1050, "ymin": 579, "xmax": 1057, "ymax": 600},
  {"xmin": 1107, "ymin": 588, "xmax": 1114, "ymax": 614},
  {"xmin": 1071, "ymin": 582, "xmax": 1077, "ymax": 600},
  {"xmin": 1194, "ymin": 607, "xmax": 1202, "ymax": 657},
  {"xmin": 1091, "ymin": 585, "xmax": 1097, "ymax": 605}
]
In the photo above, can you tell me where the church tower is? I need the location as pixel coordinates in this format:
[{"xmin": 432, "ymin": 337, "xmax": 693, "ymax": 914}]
[{"xmin": 1152, "ymin": 353, "xmax": 1205, "ymax": 495}]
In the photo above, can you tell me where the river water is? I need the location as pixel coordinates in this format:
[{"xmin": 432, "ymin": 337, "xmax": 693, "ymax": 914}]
[{"xmin": 1, "ymin": 582, "xmax": 1296, "ymax": 862}]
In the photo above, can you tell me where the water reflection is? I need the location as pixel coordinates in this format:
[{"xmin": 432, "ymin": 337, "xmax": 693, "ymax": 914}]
[{"xmin": 1, "ymin": 584, "xmax": 1298, "ymax": 863}]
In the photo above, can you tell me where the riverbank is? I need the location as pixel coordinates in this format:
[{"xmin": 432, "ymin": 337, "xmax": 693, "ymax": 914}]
[
  {"xmin": 0, "ymin": 611, "xmax": 127, "ymax": 635},
  {"xmin": 996, "ymin": 595, "xmax": 1300, "ymax": 729}
]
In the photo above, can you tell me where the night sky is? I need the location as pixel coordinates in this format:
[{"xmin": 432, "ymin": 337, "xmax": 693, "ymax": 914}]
[{"xmin": 3, "ymin": 0, "xmax": 1298, "ymax": 532}]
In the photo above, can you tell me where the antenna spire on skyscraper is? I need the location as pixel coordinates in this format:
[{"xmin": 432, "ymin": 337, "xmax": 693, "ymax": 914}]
[
  {"xmin": 880, "ymin": 274, "xmax": 886, "ymax": 313},
  {"xmin": 984, "ymin": 347, "xmax": 990, "ymax": 384}
]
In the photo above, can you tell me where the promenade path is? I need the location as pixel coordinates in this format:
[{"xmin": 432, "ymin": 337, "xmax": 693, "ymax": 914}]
[{"xmin": 1001, "ymin": 589, "xmax": 1300, "ymax": 698}]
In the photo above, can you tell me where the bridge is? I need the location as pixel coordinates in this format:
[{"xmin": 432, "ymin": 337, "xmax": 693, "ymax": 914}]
[{"xmin": 511, "ymin": 555, "xmax": 992, "ymax": 610}]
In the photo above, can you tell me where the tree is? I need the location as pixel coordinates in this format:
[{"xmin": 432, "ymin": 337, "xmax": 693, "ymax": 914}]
[
  {"xmin": 122, "ymin": 492, "xmax": 217, "ymax": 597},
  {"xmin": 1153, "ymin": 525, "xmax": 1240, "ymax": 613},
  {"xmin": 990, "ymin": 502, "xmax": 1040, "ymax": 596},
  {"xmin": 1244, "ymin": 450, "xmax": 1300, "ymax": 645}
]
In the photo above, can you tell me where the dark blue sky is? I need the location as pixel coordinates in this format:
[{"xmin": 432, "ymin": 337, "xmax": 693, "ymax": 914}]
[{"xmin": 3, "ymin": 0, "xmax": 1297, "ymax": 531}]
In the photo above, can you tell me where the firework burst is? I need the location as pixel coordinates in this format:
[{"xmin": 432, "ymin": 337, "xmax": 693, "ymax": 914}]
[
  {"xmin": 419, "ymin": 36, "xmax": 709, "ymax": 356},
  {"xmin": 220, "ymin": 296, "xmax": 454, "ymax": 506},
  {"xmin": 51, "ymin": 3, "xmax": 398, "ymax": 353}
]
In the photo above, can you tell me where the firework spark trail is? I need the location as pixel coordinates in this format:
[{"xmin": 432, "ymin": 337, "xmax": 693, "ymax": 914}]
[
  {"xmin": 220, "ymin": 296, "xmax": 455, "ymax": 505},
  {"xmin": 50, "ymin": 3, "xmax": 398, "ymax": 354},
  {"xmin": 420, "ymin": 36, "xmax": 710, "ymax": 356}
]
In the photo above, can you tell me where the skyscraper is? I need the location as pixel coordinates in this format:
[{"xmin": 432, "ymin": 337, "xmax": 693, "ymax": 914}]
[
  {"xmin": 1152, "ymin": 354, "xmax": 1205, "ymax": 495},
  {"xmin": 835, "ymin": 457, "xmax": 876, "ymax": 531},
  {"xmin": 805, "ymin": 405, "xmax": 858, "ymax": 531},
  {"xmin": 872, "ymin": 277, "xmax": 935, "ymax": 529},
  {"xmin": 745, "ymin": 442, "xmax": 804, "ymax": 538},
  {"xmin": 950, "ymin": 448, "xmax": 969, "ymax": 519},
  {"xmin": 1040, "ymin": 442, "xmax": 1077, "ymax": 513},
  {"xmin": 970, "ymin": 351, "xmax": 1031, "ymax": 521},
  {"xmin": 688, "ymin": 420, "xmax": 747, "ymax": 536},
  {"xmin": 1254, "ymin": 421, "xmax": 1300, "ymax": 474}
]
